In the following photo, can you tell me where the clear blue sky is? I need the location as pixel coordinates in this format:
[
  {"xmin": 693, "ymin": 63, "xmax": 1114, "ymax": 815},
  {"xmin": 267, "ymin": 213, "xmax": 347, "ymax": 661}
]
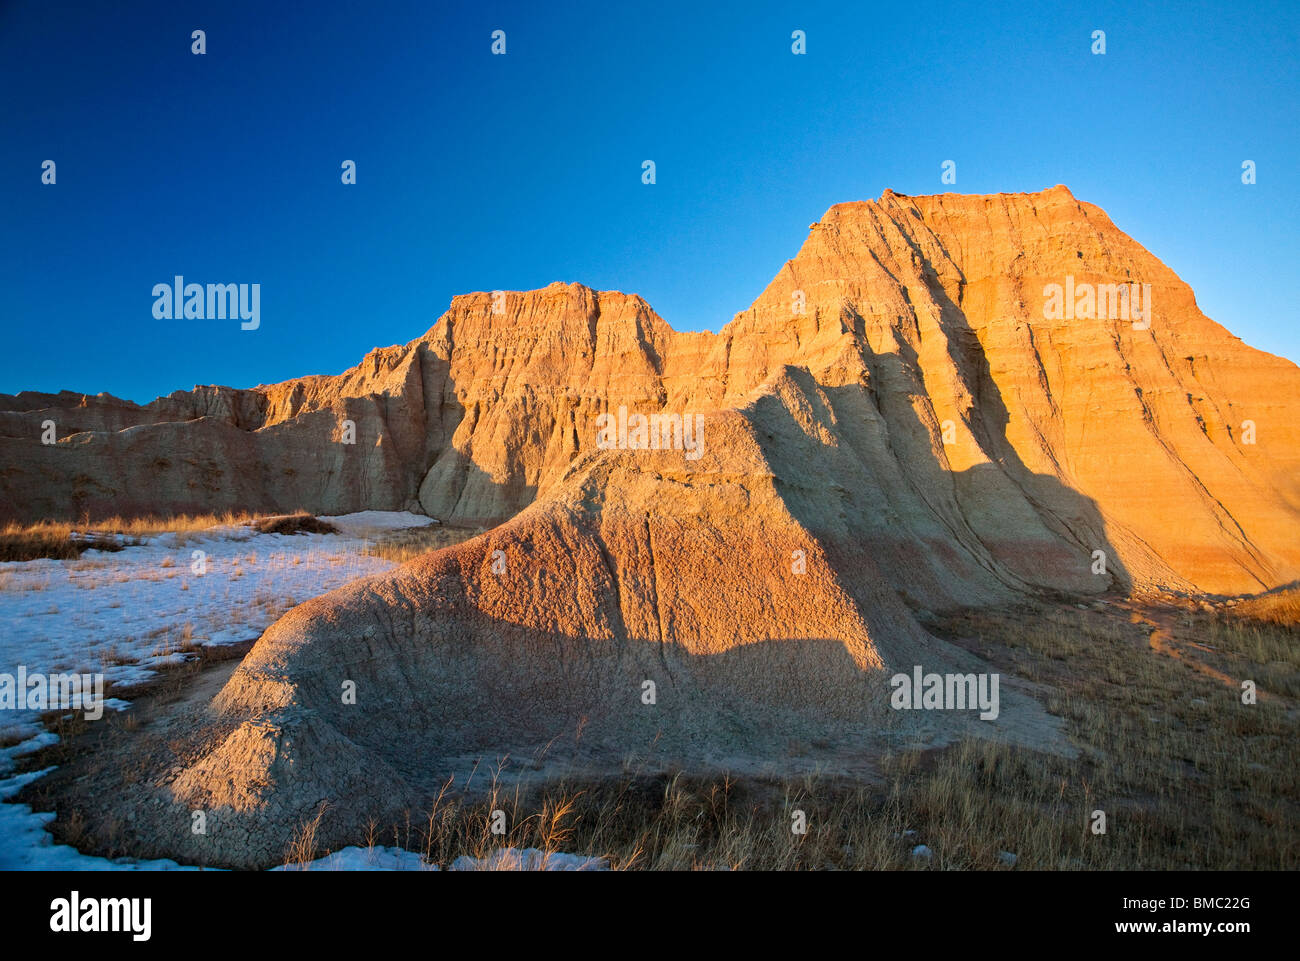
[{"xmin": 2, "ymin": 0, "xmax": 1296, "ymax": 404}]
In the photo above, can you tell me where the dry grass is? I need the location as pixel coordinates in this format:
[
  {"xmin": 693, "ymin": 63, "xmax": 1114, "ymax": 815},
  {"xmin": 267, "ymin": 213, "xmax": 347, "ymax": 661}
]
[
  {"xmin": 251, "ymin": 513, "xmax": 339, "ymax": 536},
  {"xmin": 0, "ymin": 523, "xmax": 132, "ymax": 561},
  {"xmin": 1228, "ymin": 586, "xmax": 1300, "ymax": 627},
  {"xmin": 7, "ymin": 510, "xmax": 258, "ymax": 538},
  {"xmin": 284, "ymin": 803, "xmax": 331, "ymax": 868},
  {"xmin": 1212, "ymin": 587, "xmax": 1300, "ymax": 697},
  {"xmin": 277, "ymin": 746, "xmax": 1077, "ymax": 871},
  {"xmin": 22, "ymin": 592, "xmax": 1298, "ymax": 870},
  {"xmin": 0, "ymin": 509, "xmax": 333, "ymax": 561},
  {"xmin": 277, "ymin": 598, "xmax": 1299, "ymax": 871},
  {"xmin": 361, "ymin": 524, "xmax": 485, "ymax": 564}
]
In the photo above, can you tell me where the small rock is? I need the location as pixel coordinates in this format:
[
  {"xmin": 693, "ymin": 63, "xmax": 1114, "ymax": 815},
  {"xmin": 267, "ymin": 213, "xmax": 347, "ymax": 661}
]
[{"xmin": 911, "ymin": 844, "xmax": 932, "ymax": 860}]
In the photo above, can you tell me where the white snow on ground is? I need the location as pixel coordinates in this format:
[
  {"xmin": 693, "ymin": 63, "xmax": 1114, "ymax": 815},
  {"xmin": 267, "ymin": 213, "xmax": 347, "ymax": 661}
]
[
  {"xmin": 0, "ymin": 511, "xmax": 432, "ymax": 744},
  {"xmin": 275, "ymin": 845, "xmax": 609, "ymax": 872},
  {"xmin": 323, "ymin": 510, "xmax": 438, "ymax": 536},
  {"xmin": 0, "ymin": 767, "xmax": 196, "ymax": 870},
  {"xmin": 0, "ymin": 511, "xmax": 434, "ymax": 870},
  {"xmin": 451, "ymin": 848, "xmax": 608, "ymax": 871},
  {"xmin": 273, "ymin": 845, "xmax": 430, "ymax": 871}
]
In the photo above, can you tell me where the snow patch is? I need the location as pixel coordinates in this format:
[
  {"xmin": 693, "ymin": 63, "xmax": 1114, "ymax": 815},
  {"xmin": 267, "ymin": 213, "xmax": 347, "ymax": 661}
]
[{"xmin": 0, "ymin": 511, "xmax": 436, "ymax": 870}]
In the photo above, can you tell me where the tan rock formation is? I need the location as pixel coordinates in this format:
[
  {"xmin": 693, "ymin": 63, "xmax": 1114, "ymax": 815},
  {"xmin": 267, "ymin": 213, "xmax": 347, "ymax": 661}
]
[
  {"xmin": 151, "ymin": 386, "xmax": 1069, "ymax": 867},
  {"xmin": 32, "ymin": 186, "xmax": 1300, "ymax": 866},
  {"xmin": 4, "ymin": 187, "xmax": 1296, "ymax": 597}
]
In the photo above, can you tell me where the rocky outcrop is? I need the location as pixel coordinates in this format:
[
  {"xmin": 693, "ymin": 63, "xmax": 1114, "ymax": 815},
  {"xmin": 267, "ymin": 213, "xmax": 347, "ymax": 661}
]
[
  {"xmin": 5, "ymin": 186, "xmax": 1297, "ymax": 598},
  {"xmin": 147, "ymin": 383, "xmax": 1071, "ymax": 867},
  {"xmin": 36, "ymin": 186, "xmax": 1300, "ymax": 866}
]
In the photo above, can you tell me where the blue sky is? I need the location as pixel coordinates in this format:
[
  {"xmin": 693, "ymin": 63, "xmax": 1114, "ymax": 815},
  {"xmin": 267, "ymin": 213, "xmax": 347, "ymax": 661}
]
[{"xmin": 2, "ymin": 0, "xmax": 1297, "ymax": 403}]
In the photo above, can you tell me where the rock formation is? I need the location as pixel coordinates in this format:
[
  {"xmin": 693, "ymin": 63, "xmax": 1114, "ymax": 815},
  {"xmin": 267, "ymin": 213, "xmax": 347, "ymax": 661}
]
[
  {"xmin": 3, "ymin": 187, "xmax": 1296, "ymax": 598},
  {"xmin": 8, "ymin": 187, "xmax": 1300, "ymax": 865},
  {"xmin": 145, "ymin": 390, "xmax": 1073, "ymax": 867}
]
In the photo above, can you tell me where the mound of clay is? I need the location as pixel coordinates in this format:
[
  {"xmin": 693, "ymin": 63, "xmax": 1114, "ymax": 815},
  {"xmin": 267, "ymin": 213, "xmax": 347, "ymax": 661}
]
[{"xmin": 149, "ymin": 381, "xmax": 1068, "ymax": 867}]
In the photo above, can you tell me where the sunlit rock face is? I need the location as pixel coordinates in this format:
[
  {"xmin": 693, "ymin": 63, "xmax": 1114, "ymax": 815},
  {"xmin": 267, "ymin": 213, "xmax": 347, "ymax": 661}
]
[{"xmin": 4, "ymin": 186, "xmax": 1297, "ymax": 596}]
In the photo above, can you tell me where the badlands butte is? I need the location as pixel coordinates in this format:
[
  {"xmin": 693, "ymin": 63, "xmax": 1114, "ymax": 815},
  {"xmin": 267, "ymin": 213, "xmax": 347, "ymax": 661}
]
[{"xmin": 7, "ymin": 186, "xmax": 1300, "ymax": 866}]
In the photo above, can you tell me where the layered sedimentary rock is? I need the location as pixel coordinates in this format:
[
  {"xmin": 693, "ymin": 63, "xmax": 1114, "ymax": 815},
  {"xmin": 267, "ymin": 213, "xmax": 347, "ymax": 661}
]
[
  {"xmin": 31, "ymin": 185, "xmax": 1300, "ymax": 865},
  {"xmin": 4, "ymin": 186, "xmax": 1297, "ymax": 598}
]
